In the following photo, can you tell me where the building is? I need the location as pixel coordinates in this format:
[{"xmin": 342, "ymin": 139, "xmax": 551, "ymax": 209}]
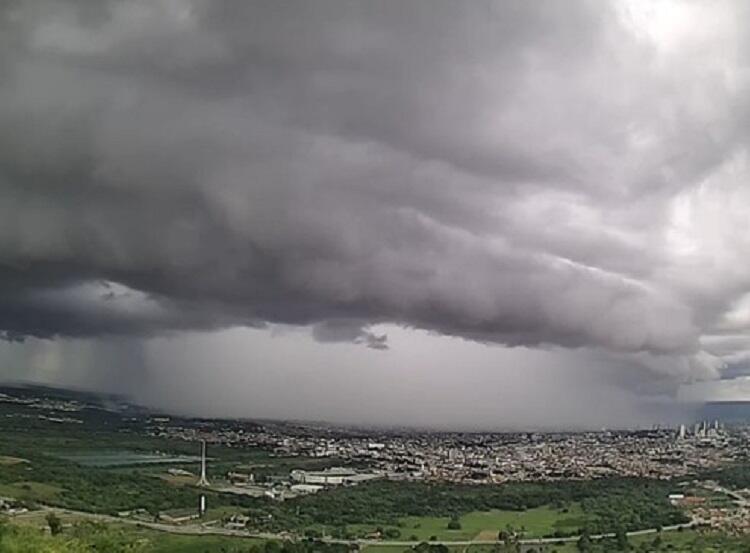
[
  {"xmin": 290, "ymin": 467, "xmax": 382, "ymax": 486},
  {"xmin": 225, "ymin": 514, "xmax": 250, "ymax": 530},
  {"xmin": 160, "ymin": 509, "xmax": 200, "ymax": 524},
  {"xmin": 228, "ymin": 471, "xmax": 255, "ymax": 485},
  {"xmin": 168, "ymin": 468, "xmax": 194, "ymax": 477},
  {"xmin": 291, "ymin": 484, "xmax": 324, "ymax": 495}
]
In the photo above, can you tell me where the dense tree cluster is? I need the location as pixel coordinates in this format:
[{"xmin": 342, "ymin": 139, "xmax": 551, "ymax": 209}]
[
  {"xmin": 0, "ymin": 449, "xmax": 211, "ymax": 515},
  {"xmin": 243, "ymin": 479, "xmax": 687, "ymax": 537},
  {"xmin": 704, "ymin": 464, "xmax": 750, "ymax": 490}
]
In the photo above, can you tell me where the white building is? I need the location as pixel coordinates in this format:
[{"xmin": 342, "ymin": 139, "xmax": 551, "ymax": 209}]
[{"xmin": 290, "ymin": 467, "xmax": 382, "ymax": 486}]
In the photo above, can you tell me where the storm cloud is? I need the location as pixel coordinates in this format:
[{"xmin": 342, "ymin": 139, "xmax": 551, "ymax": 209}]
[{"xmin": 2, "ymin": 0, "xmax": 750, "ymax": 391}]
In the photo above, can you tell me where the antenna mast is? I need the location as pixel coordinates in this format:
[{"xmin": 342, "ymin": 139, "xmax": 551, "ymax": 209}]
[{"xmin": 198, "ymin": 439, "xmax": 210, "ymax": 487}]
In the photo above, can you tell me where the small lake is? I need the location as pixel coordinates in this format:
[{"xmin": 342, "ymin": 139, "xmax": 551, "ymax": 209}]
[{"xmin": 55, "ymin": 449, "xmax": 201, "ymax": 467}]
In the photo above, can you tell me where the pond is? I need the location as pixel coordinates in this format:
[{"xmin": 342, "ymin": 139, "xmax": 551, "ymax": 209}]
[{"xmin": 54, "ymin": 449, "xmax": 201, "ymax": 467}]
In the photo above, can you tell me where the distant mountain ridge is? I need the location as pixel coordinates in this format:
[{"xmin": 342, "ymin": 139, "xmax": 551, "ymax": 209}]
[
  {"xmin": 0, "ymin": 381, "xmax": 149, "ymax": 415},
  {"xmin": 0, "ymin": 381, "xmax": 126, "ymax": 403}
]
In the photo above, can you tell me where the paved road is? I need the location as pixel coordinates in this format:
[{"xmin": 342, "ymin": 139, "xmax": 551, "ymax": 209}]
[
  {"xmin": 326, "ymin": 521, "xmax": 696, "ymax": 547},
  {"xmin": 701, "ymin": 482, "xmax": 749, "ymax": 506},
  {"xmin": 14, "ymin": 504, "xmax": 696, "ymax": 547}
]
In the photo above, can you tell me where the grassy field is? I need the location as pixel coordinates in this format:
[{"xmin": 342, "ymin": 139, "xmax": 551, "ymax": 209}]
[
  {"xmin": 9, "ymin": 519, "xmax": 750, "ymax": 553},
  {"xmin": 338, "ymin": 504, "xmax": 584, "ymax": 543},
  {"xmin": 0, "ymin": 481, "xmax": 64, "ymax": 501},
  {"xmin": 137, "ymin": 531, "xmax": 266, "ymax": 553},
  {"xmin": 361, "ymin": 547, "xmax": 411, "ymax": 553},
  {"xmin": 11, "ymin": 509, "xmax": 83, "ymax": 525},
  {"xmin": 394, "ymin": 504, "xmax": 584, "ymax": 541},
  {"xmin": 3, "ymin": 518, "xmax": 267, "ymax": 553},
  {"xmin": 363, "ymin": 547, "xmax": 465, "ymax": 553},
  {"xmin": 461, "ymin": 529, "xmax": 750, "ymax": 553},
  {"xmin": 624, "ymin": 529, "xmax": 750, "ymax": 552}
]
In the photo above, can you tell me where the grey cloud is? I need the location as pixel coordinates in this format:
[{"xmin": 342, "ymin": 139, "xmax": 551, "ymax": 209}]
[
  {"xmin": 0, "ymin": 0, "xmax": 749, "ymax": 380},
  {"xmin": 312, "ymin": 320, "xmax": 388, "ymax": 350}
]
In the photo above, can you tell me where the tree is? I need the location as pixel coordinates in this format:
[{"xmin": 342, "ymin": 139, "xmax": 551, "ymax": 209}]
[
  {"xmin": 384, "ymin": 528, "xmax": 401, "ymax": 539},
  {"xmin": 615, "ymin": 527, "xmax": 629, "ymax": 551},
  {"xmin": 264, "ymin": 541, "xmax": 282, "ymax": 553},
  {"xmin": 447, "ymin": 516, "xmax": 461, "ymax": 530},
  {"xmin": 576, "ymin": 529, "xmax": 592, "ymax": 552},
  {"xmin": 46, "ymin": 512, "xmax": 63, "ymax": 536}
]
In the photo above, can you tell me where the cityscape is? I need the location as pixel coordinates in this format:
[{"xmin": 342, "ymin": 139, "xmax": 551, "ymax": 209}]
[
  {"xmin": 4, "ymin": 1, "xmax": 750, "ymax": 552},
  {"xmin": 4, "ymin": 384, "xmax": 750, "ymax": 548},
  {"xmin": 153, "ymin": 419, "xmax": 736, "ymax": 485},
  {"xmin": 4, "ymin": 385, "xmax": 744, "ymax": 487}
]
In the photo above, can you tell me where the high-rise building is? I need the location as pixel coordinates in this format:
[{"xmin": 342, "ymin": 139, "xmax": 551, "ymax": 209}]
[{"xmin": 678, "ymin": 424, "xmax": 686, "ymax": 440}]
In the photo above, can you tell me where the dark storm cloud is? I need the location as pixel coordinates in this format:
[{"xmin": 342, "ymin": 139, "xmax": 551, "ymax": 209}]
[
  {"xmin": 1, "ymin": 0, "xmax": 750, "ymax": 381},
  {"xmin": 312, "ymin": 320, "xmax": 388, "ymax": 350}
]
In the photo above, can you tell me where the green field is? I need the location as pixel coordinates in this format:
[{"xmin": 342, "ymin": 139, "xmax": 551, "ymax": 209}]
[
  {"xmin": 1, "ymin": 520, "xmax": 268, "ymax": 553},
  {"xmin": 7, "ymin": 518, "xmax": 750, "ymax": 553},
  {"xmin": 363, "ymin": 547, "xmax": 465, "ymax": 553},
  {"xmin": 133, "ymin": 531, "xmax": 266, "ymax": 553},
  {"xmin": 393, "ymin": 504, "xmax": 584, "ymax": 541},
  {"xmin": 0, "ymin": 481, "xmax": 64, "ymax": 501},
  {"xmin": 359, "ymin": 529, "xmax": 750, "ymax": 553},
  {"xmin": 531, "ymin": 529, "xmax": 750, "ymax": 553}
]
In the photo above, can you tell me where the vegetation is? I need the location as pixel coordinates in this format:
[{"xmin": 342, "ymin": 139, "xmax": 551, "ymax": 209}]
[
  {"xmin": 45, "ymin": 513, "xmax": 62, "ymax": 536},
  {"xmin": 0, "ymin": 402, "xmax": 359, "ymax": 518},
  {"xmin": 4, "ymin": 522, "xmax": 750, "ymax": 553},
  {"xmin": 242, "ymin": 479, "xmax": 687, "ymax": 537},
  {"xmin": 552, "ymin": 528, "xmax": 750, "ymax": 553},
  {"xmin": 0, "ymin": 436, "xmax": 687, "ymax": 540},
  {"xmin": 703, "ymin": 463, "xmax": 750, "ymax": 489},
  {"xmin": 389, "ymin": 506, "xmax": 583, "ymax": 542},
  {"xmin": 0, "ymin": 415, "xmax": 688, "ymax": 539},
  {"xmin": 0, "ymin": 519, "xmax": 273, "ymax": 553},
  {"xmin": 0, "ymin": 401, "xmax": 693, "ymax": 549},
  {"xmin": 0, "ymin": 521, "xmax": 145, "ymax": 553},
  {"xmin": 0, "ymin": 446, "xmax": 219, "ymax": 515}
]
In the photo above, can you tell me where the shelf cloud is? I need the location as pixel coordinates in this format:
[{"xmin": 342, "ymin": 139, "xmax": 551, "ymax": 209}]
[{"xmin": 2, "ymin": 0, "xmax": 750, "ymax": 391}]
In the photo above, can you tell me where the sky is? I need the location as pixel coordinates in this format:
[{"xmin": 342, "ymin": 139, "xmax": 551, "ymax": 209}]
[{"xmin": 1, "ymin": 0, "xmax": 750, "ymax": 429}]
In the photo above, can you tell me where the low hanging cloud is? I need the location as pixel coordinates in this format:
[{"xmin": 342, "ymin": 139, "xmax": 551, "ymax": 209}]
[
  {"xmin": 312, "ymin": 320, "xmax": 388, "ymax": 350},
  {"xmin": 1, "ymin": 1, "xmax": 750, "ymax": 385}
]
